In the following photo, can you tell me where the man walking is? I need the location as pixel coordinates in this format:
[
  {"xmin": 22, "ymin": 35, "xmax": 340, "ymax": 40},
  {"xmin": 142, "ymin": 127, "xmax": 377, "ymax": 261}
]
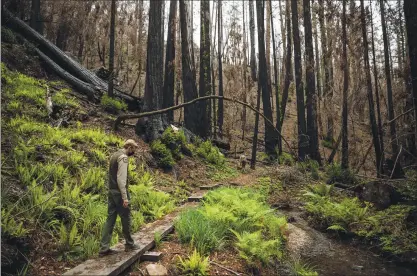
[{"xmin": 99, "ymin": 139, "xmax": 140, "ymax": 256}]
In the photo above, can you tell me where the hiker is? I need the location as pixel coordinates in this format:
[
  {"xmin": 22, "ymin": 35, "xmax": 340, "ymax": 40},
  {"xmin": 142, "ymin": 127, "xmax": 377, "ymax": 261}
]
[{"xmin": 99, "ymin": 139, "xmax": 141, "ymax": 256}]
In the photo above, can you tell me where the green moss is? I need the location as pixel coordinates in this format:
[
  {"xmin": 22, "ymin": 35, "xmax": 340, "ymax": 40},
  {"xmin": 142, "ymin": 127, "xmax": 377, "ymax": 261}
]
[
  {"xmin": 326, "ymin": 163, "xmax": 357, "ymax": 184},
  {"xmin": 278, "ymin": 152, "xmax": 295, "ymax": 166},
  {"xmin": 100, "ymin": 95, "xmax": 128, "ymax": 114},
  {"xmin": 150, "ymin": 140, "xmax": 175, "ymax": 168},
  {"xmin": 196, "ymin": 141, "xmax": 225, "ymax": 166}
]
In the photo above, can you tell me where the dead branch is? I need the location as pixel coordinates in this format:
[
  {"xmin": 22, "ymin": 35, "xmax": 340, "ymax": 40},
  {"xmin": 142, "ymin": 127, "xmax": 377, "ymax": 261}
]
[
  {"xmin": 385, "ymin": 108, "xmax": 415, "ymax": 125},
  {"xmin": 355, "ymin": 142, "xmax": 374, "ymax": 174},
  {"xmin": 210, "ymin": 261, "xmax": 242, "ymax": 276},
  {"xmin": 114, "ymin": 95, "xmax": 297, "ymax": 158}
]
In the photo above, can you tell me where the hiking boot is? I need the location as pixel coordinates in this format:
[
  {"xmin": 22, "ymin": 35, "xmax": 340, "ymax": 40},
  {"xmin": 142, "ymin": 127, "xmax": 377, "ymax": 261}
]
[
  {"xmin": 98, "ymin": 249, "xmax": 117, "ymax": 257},
  {"xmin": 125, "ymin": 244, "xmax": 140, "ymax": 252}
]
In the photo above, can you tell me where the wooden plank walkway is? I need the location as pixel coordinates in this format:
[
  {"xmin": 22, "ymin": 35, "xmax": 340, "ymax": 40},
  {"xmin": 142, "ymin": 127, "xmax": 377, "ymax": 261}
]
[{"xmin": 63, "ymin": 188, "xmax": 216, "ymax": 276}]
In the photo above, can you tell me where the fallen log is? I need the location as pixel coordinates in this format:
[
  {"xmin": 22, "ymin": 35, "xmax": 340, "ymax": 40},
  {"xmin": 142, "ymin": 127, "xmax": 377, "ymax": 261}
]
[
  {"xmin": 36, "ymin": 49, "xmax": 98, "ymax": 101},
  {"xmin": 2, "ymin": 8, "xmax": 141, "ymax": 110},
  {"xmin": 114, "ymin": 95, "xmax": 298, "ymax": 158}
]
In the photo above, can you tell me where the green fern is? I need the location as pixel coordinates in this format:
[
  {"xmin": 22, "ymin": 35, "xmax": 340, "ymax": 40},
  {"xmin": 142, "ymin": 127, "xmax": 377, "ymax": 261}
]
[{"xmin": 177, "ymin": 248, "xmax": 210, "ymax": 276}]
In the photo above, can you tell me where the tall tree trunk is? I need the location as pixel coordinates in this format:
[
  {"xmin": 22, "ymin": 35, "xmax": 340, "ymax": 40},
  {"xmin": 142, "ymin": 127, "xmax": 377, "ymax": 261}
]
[
  {"xmin": 242, "ymin": 0, "xmax": 248, "ymax": 141},
  {"xmin": 279, "ymin": 0, "xmax": 286, "ymax": 88},
  {"xmin": 318, "ymin": 0, "xmax": 332, "ymax": 142},
  {"xmin": 211, "ymin": 1, "xmax": 218, "ymax": 137},
  {"xmin": 108, "ymin": 0, "xmax": 116, "ymax": 97},
  {"xmin": 251, "ymin": 81, "xmax": 261, "ymax": 169},
  {"xmin": 179, "ymin": 0, "xmax": 199, "ymax": 135},
  {"xmin": 304, "ymin": 0, "xmax": 321, "ymax": 162},
  {"xmin": 404, "ymin": 0, "xmax": 417, "ymax": 152},
  {"xmin": 370, "ymin": 1, "xmax": 385, "ymax": 165},
  {"xmin": 266, "ymin": 0, "xmax": 271, "ymax": 83},
  {"xmin": 256, "ymin": 0, "xmax": 277, "ymax": 156},
  {"xmin": 199, "ymin": 0, "xmax": 211, "ymax": 138},
  {"xmin": 341, "ymin": 0, "xmax": 349, "ymax": 169},
  {"xmin": 249, "ymin": 0, "xmax": 257, "ymax": 81},
  {"xmin": 360, "ymin": 0, "xmax": 383, "ymax": 175},
  {"xmin": 137, "ymin": 0, "xmax": 144, "ymax": 97},
  {"xmin": 380, "ymin": 0, "xmax": 399, "ymax": 157},
  {"xmin": 313, "ymin": 0, "xmax": 324, "ymax": 138},
  {"xmin": 280, "ymin": 0, "xmax": 293, "ymax": 130},
  {"xmin": 143, "ymin": 1, "xmax": 164, "ymax": 141},
  {"xmin": 292, "ymin": 0, "xmax": 307, "ymax": 160},
  {"xmin": 30, "ymin": 0, "xmax": 43, "ymax": 35},
  {"xmin": 163, "ymin": 0, "xmax": 177, "ymax": 122},
  {"xmin": 217, "ymin": 0, "xmax": 224, "ymax": 138},
  {"xmin": 270, "ymin": 0, "xmax": 282, "ymax": 154}
]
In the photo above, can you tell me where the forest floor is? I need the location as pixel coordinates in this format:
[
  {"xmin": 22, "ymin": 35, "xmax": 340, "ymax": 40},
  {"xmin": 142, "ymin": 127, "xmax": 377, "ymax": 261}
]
[
  {"xmin": 128, "ymin": 165, "xmax": 416, "ymax": 276},
  {"xmin": 1, "ymin": 34, "xmax": 416, "ymax": 276}
]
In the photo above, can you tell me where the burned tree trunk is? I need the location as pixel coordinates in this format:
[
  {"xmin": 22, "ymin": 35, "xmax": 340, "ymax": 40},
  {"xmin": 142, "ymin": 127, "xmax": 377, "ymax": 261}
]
[
  {"xmin": 141, "ymin": 1, "xmax": 165, "ymax": 141},
  {"xmin": 360, "ymin": 0, "xmax": 383, "ymax": 175},
  {"xmin": 163, "ymin": 0, "xmax": 177, "ymax": 122},
  {"xmin": 256, "ymin": 0, "xmax": 277, "ymax": 156},
  {"xmin": 199, "ymin": 0, "xmax": 211, "ymax": 138},
  {"xmin": 249, "ymin": 0, "xmax": 257, "ymax": 82},
  {"xmin": 280, "ymin": 0, "xmax": 293, "ymax": 131},
  {"xmin": 380, "ymin": 0, "xmax": 399, "ymax": 157},
  {"xmin": 341, "ymin": 0, "xmax": 349, "ymax": 169},
  {"xmin": 217, "ymin": 0, "xmax": 224, "ymax": 138},
  {"xmin": 292, "ymin": 0, "xmax": 307, "ymax": 160},
  {"xmin": 303, "ymin": 0, "xmax": 321, "ymax": 162},
  {"xmin": 108, "ymin": 0, "xmax": 116, "ymax": 97},
  {"xmin": 179, "ymin": 0, "xmax": 200, "ymax": 135}
]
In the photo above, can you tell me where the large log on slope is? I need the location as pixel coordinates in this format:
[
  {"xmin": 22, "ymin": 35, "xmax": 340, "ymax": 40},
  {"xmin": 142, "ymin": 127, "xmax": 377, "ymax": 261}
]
[{"xmin": 2, "ymin": 8, "xmax": 141, "ymax": 111}]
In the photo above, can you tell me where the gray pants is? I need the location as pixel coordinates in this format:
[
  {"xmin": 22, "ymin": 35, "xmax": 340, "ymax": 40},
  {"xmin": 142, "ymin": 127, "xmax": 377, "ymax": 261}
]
[{"xmin": 100, "ymin": 191, "xmax": 134, "ymax": 251}]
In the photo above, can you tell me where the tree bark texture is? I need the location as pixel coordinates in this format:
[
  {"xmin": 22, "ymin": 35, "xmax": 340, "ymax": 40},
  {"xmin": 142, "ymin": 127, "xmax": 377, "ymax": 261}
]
[
  {"xmin": 142, "ymin": 1, "xmax": 164, "ymax": 141},
  {"xmin": 404, "ymin": 0, "xmax": 417, "ymax": 153},
  {"xmin": 270, "ymin": 0, "xmax": 282, "ymax": 154},
  {"xmin": 303, "ymin": 0, "xmax": 321, "ymax": 163},
  {"xmin": 199, "ymin": 0, "xmax": 211, "ymax": 138},
  {"xmin": 217, "ymin": 0, "xmax": 224, "ymax": 138},
  {"xmin": 360, "ymin": 0, "xmax": 383, "ymax": 175},
  {"xmin": 280, "ymin": 0, "xmax": 293, "ymax": 131},
  {"xmin": 249, "ymin": 0, "xmax": 257, "ymax": 82},
  {"xmin": 256, "ymin": 0, "xmax": 277, "ymax": 156},
  {"xmin": 163, "ymin": 0, "xmax": 177, "ymax": 122},
  {"xmin": 380, "ymin": 0, "xmax": 399, "ymax": 157},
  {"xmin": 179, "ymin": 0, "xmax": 200, "ymax": 135},
  {"xmin": 341, "ymin": 0, "xmax": 349, "ymax": 169},
  {"xmin": 108, "ymin": 0, "xmax": 116, "ymax": 97},
  {"xmin": 291, "ymin": 0, "xmax": 307, "ymax": 160}
]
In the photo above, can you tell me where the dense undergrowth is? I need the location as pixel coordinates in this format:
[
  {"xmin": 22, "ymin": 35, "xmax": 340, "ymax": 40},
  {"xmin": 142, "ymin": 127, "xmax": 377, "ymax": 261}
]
[
  {"xmin": 0, "ymin": 64, "xmax": 176, "ymax": 273},
  {"xmin": 174, "ymin": 187, "xmax": 288, "ymax": 271},
  {"xmin": 303, "ymin": 183, "xmax": 417, "ymax": 259}
]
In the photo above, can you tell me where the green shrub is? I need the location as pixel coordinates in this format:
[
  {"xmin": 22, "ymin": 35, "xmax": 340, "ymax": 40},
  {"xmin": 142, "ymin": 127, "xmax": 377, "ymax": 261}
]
[
  {"xmin": 100, "ymin": 95, "xmax": 127, "ymax": 113},
  {"xmin": 397, "ymin": 170, "xmax": 417, "ymax": 200},
  {"xmin": 80, "ymin": 167, "xmax": 106, "ymax": 193},
  {"xmin": 175, "ymin": 208, "xmax": 226, "ymax": 255},
  {"xmin": 177, "ymin": 248, "xmax": 210, "ymax": 276},
  {"xmin": 196, "ymin": 141, "xmax": 225, "ymax": 165},
  {"xmin": 356, "ymin": 205, "xmax": 417, "ymax": 255},
  {"xmin": 2, "ymin": 27, "xmax": 16, "ymax": 43},
  {"xmin": 231, "ymin": 230, "xmax": 282, "ymax": 265},
  {"xmin": 150, "ymin": 140, "xmax": 175, "ymax": 168},
  {"xmin": 206, "ymin": 164, "xmax": 238, "ymax": 181},
  {"xmin": 160, "ymin": 128, "xmax": 187, "ymax": 160},
  {"xmin": 176, "ymin": 187, "xmax": 287, "ymax": 266},
  {"xmin": 297, "ymin": 159, "xmax": 320, "ymax": 180},
  {"xmin": 291, "ymin": 259, "xmax": 318, "ymax": 276},
  {"xmin": 326, "ymin": 163, "xmax": 357, "ymax": 184},
  {"xmin": 304, "ymin": 192, "xmax": 369, "ymax": 231},
  {"xmin": 278, "ymin": 152, "xmax": 295, "ymax": 166}
]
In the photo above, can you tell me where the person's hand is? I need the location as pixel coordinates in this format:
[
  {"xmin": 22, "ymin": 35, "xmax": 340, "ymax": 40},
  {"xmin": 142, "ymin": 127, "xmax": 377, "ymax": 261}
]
[{"xmin": 123, "ymin": 199, "xmax": 129, "ymax": 208}]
